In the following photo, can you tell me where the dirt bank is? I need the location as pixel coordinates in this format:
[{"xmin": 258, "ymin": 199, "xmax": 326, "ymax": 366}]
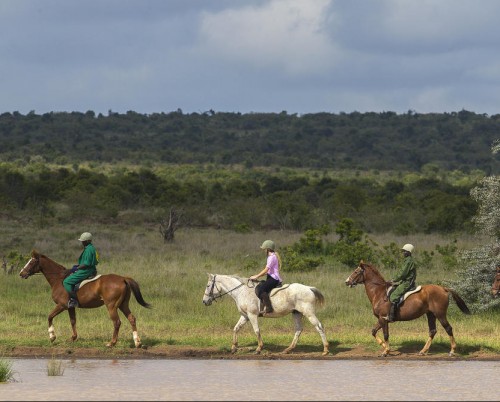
[{"xmin": 2, "ymin": 344, "xmax": 499, "ymax": 361}]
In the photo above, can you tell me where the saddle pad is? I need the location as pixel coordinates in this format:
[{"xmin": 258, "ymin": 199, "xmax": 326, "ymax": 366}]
[
  {"xmin": 79, "ymin": 274, "xmax": 102, "ymax": 288},
  {"xmin": 403, "ymin": 285, "xmax": 422, "ymax": 300}
]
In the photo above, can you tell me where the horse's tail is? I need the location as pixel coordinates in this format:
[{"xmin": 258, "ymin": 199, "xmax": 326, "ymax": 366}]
[
  {"xmin": 124, "ymin": 278, "xmax": 152, "ymax": 309},
  {"xmin": 446, "ymin": 287, "xmax": 471, "ymax": 315},
  {"xmin": 310, "ymin": 287, "xmax": 325, "ymax": 308}
]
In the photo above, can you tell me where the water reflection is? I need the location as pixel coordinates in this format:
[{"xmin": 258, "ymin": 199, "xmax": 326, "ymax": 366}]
[{"xmin": 1, "ymin": 358, "xmax": 498, "ymax": 401}]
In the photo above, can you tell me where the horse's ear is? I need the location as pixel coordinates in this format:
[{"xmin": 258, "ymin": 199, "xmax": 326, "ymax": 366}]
[
  {"xmin": 31, "ymin": 249, "xmax": 39, "ymax": 258},
  {"xmin": 360, "ymin": 259, "xmax": 364, "ymax": 264}
]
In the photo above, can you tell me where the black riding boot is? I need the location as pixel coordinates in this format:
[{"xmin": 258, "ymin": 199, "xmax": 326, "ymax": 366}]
[
  {"xmin": 388, "ymin": 302, "xmax": 397, "ymax": 322},
  {"xmin": 260, "ymin": 292, "xmax": 273, "ymax": 315},
  {"xmin": 68, "ymin": 290, "xmax": 79, "ymax": 309}
]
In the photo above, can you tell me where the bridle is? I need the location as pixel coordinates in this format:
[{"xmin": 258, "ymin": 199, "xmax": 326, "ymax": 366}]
[
  {"xmin": 19, "ymin": 257, "xmax": 40, "ymax": 278},
  {"xmin": 205, "ymin": 275, "xmax": 246, "ymax": 304},
  {"xmin": 346, "ymin": 265, "xmax": 366, "ymax": 287},
  {"xmin": 347, "ymin": 263, "xmax": 389, "ymax": 288}
]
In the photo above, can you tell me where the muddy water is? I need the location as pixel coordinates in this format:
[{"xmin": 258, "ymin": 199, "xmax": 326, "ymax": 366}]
[{"xmin": 1, "ymin": 358, "xmax": 498, "ymax": 401}]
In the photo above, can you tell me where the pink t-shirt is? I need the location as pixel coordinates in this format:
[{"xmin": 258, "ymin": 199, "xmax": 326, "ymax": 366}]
[{"xmin": 266, "ymin": 253, "xmax": 282, "ymax": 282}]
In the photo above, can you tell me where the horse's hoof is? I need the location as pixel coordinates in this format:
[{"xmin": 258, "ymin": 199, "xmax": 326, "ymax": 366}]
[
  {"xmin": 449, "ymin": 352, "xmax": 455, "ymax": 357},
  {"xmin": 106, "ymin": 342, "xmax": 115, "ymax": 348},
  {"xmin": 322, "ymin": 351, "xmax": 330, "ymax": 356},
  {"xmin": 282, "ymin": 349, "xmax": 291, "ymax": 354},
  {"xmin": 254, "ymin": 349, "xmax": 262, "ymax": 355}
]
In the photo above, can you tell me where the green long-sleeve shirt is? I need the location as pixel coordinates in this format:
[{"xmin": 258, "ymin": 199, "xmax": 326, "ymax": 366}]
[{"xmin": 389, "ymin": 255, "xmax": 417, "ymax": 302}]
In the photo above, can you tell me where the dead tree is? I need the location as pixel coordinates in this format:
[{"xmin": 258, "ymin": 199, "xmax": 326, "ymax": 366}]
[{"xmin": 159, "ymin": 208, "xmax": 182, "ymax": 243}]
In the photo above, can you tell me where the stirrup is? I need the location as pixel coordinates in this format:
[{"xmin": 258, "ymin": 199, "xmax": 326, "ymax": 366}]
[{"xmin": 68, "ymin": 298, "xmax": 79, "ymax": 308}]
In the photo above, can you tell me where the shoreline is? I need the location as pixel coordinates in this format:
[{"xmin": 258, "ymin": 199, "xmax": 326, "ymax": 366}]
[{"xmin": 3, "ymin": 345, "xmax": 500, "ymax": 361}]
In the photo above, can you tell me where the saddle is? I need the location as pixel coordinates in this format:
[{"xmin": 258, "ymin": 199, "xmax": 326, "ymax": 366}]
[
  {"xmin": 74, "ymin": 275, "xmax": 101, "ymax": 291},
  {"xmin": 254, "ymin": 281, "xmax": 289, "ymax": 298},
  {"xmin": 387, "ymin": 285, "xmax": 422, "ymax": 305}
]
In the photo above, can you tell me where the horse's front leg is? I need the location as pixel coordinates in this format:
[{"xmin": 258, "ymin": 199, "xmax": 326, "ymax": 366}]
[
  {"xmin": 372, "ymin": 319, "xmax": 390, "ymax": 356},
  {"xmin": 247, "ymin": 314, "xmax": 264, "ymax": 354},
  {"xmin": 47, "ymin": 304, "xmax": 70, "ymax": 343},
  {"xmin": 231, "ymin": 315, "xmax": 248, "ymax": 354}
]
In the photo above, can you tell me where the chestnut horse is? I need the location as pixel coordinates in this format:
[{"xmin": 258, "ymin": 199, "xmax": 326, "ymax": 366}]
[
  {"xmin": 19, "ymin": 250, "xmax": 151, "ymax": 348},
  {"xmin": 491, "ymin": 266, "xmax": 500, "ymax": 298},
  {"xmin": 345, "ymin": 261, "xmax": 471, "ymax": 357}
]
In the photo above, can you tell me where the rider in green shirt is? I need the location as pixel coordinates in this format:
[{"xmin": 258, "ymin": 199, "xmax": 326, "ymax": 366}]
[
  {"xmin": 63, "ymin": 232, "xmax": 99, "ymax": 308},
  {"xmin": 386, "ymin": 243, "xmax": 417, "ymax": 322}
]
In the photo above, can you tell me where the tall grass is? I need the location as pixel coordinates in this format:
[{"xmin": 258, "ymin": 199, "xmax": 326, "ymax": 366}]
[
  {"xmin": 0, "ymin": 357, "xmax": 14, "ymax": 382},
  {"xmin": 47, "ymin": 356, "xmax": 65, "ymax": 376},
  {"xmin": 1, "ymin": 222, "xmax": 499, "ymax": 356}
]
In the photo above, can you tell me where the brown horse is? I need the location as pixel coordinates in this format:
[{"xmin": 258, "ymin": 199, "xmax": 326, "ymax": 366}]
[
  {"xmin": 345, "ymin": 261, "xmax": 471, "ymax": 357},
  {"xmin": 491, "ymin": 266, "xmax": 500, "ymax": 298},
  {"xmin": 19, "ymin": 250, "xmax": 152, "ymax": 348}
]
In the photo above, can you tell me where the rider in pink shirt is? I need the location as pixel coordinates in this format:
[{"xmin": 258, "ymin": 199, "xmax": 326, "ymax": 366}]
[{"xmin": 250, "ymin": 240, "xmax": 282, "ymax": 315}]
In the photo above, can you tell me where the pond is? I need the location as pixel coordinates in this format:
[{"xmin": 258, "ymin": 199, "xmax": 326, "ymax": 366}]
[{"xmin": 1, "ymin": 358, "xmax": 498, "ymax": 401}]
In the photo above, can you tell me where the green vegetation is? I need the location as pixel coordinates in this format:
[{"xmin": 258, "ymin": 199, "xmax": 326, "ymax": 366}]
[
  {"xmin": 0, "ymin": 160, "xmax": 480, "ymax": 234},
  {"xmin": 0, "ymin": 357, "xmax": 14, "ymax": 382}
]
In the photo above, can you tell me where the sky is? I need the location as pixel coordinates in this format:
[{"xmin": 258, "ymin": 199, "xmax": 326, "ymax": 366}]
[{"xmin": 1, "ymin": 0, "xmax": 500, "ymax": 116}]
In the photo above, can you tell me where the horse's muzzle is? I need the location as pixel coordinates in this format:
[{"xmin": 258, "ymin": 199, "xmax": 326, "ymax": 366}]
[{"xmin": 203, "ymin": 299, "xmax": 212, "ymax": 306}]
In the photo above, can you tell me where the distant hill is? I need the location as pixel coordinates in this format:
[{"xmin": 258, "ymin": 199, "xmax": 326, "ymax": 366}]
[{"xmin": 1, "ymin": 109, "xmax": 499, "ymax": 173}]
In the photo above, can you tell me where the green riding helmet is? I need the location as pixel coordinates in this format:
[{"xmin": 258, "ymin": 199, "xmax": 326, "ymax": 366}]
[{"xmin": 260, "ymin": 240, "xmax": 275, "ymax": 251}]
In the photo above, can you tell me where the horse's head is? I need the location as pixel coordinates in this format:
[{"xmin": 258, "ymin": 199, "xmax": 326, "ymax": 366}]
[
  {"xmin": 491, "ymin": 266, "xmax": 500, "ymax": 298},
  {"xmin": 345, "ymin": 260, "xmax": 368, "ymax": 287},
  {"xmin": 19, "ymin": 250, "xmax": 42, "ymax": 279},
  {"xmin": 202, "ymin": 273, "xmax": 220, "ymax": 306}
]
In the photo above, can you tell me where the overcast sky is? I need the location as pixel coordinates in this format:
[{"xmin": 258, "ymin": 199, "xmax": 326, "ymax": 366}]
[{"xmin": 1, "ymin": 0, "xmax": 500, "ymax": 116}]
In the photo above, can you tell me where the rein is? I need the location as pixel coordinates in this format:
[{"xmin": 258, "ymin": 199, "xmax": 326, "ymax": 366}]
[
  {"xmin": 207, "ymin": 275, "xmax": 246, "ymax": 303},
  {"xmin": 353, "ymin": 265, "xmax": 389, "ymax": 287}
]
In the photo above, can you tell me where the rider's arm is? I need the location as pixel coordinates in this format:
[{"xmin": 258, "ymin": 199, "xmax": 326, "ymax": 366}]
[{"xmin": 250, "ymin": 266, "xmax": 269, "ymax": 280}]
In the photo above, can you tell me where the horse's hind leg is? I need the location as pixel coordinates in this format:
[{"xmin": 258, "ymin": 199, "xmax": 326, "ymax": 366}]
[
  {"xmin": 303, "ymin": 312, "xmax": 329, "ymax": 356},
  {"xmin": 437, "ymin": 315, "xmax": 457, "ymax": 356},
  {"xmin": 119, "ymin": 304, "xmax": 142, "ymax": 348},
  {"xmin": 106, "ymin": 303, "xmax": 121, "ymax": 347},
  {"xmin": 283, "ymin": 311, "xmax": 303, "ymax": 354},
  {"xmin": 419, "ymin": 312, "xmax": 437, "ymax": 355}
]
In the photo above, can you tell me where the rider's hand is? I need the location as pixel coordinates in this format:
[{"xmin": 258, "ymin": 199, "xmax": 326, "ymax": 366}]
[{"xmin": 70, "ymin": 265, "xmax": 79, "ymax": 273}]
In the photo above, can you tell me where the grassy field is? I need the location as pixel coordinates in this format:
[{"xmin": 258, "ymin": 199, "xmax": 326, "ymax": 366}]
[{"xmin": 1, "ymin": 222, "xmax": 499, "ymax": 357}]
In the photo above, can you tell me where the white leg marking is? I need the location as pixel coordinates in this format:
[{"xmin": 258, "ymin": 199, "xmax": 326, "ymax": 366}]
[{"xmin": 48, "ymin": 325, "xmax": 56, "ymax": 341}]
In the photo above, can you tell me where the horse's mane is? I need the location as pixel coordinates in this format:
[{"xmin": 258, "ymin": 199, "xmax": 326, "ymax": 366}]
[
  {"xmin": 361, "ymin": 261, "xmax": 386, "ymax": 281},
  {"xmin": 227, "ymin": 274, "xmax": 247, "ymax": 284}
]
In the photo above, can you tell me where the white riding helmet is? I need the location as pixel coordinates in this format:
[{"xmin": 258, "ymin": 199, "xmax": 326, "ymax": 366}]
[
  {"xmin": 401, "ymin": 243, "xmax": 414, "ymax": 253},
  {"xmin": 78, "ymin": 232, "xmax": 93, "ymax": 242},
  {"xmin": 260, "ymin": 240, "xmax": 276, "ymax": 250}
]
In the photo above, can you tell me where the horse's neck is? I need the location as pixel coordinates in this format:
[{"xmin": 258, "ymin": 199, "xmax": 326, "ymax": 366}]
[
  {"xmin": 217, "ymin": 276, "xmax": 246, "ymax": 299},
  {"xmin": 41, "ymin": 256, "xmax": 65, "ymax": 286},
  {"xmin": 363, "ymin": 266, "xmax": 387, "ymax": 303}
]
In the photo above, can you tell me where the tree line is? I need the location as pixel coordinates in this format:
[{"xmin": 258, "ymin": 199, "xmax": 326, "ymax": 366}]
[{"xmin": 1, "ymin": 109, "xmax": 500, "ymax": 173}]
